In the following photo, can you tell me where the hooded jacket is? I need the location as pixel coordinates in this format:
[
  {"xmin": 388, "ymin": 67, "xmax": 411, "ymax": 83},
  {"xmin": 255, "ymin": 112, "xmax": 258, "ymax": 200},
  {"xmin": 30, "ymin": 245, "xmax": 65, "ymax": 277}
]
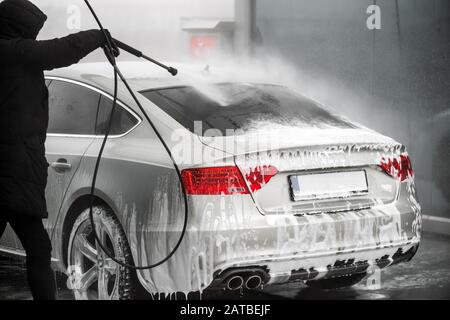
[{"xmin": 0, "ymin": 0, "xmax": 106, "ymax": 218}]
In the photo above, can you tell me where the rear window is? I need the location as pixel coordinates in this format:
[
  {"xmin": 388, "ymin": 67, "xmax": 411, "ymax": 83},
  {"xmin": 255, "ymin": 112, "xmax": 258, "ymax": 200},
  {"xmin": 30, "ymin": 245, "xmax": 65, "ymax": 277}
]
[{"xmin": 140, "ymin": 83, "xmax": 358, "ymax": 136}]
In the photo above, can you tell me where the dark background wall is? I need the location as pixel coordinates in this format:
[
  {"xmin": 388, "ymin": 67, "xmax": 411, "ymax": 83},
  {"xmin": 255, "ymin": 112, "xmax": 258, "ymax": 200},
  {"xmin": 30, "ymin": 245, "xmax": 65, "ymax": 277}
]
[{"xmin": 255, "ymin": 0, "xmax": 450, "ymax": 219}]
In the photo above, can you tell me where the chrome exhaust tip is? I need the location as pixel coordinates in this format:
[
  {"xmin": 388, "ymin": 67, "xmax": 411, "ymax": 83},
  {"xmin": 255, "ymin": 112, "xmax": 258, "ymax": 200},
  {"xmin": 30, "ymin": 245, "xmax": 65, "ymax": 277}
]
[
  {"xmin": 245, "ymin": 275, "xmax": 263, "ymax": 290},
  {"xmin": 226, "ymin": 276, "xmax": 244, "ymax": 291}
]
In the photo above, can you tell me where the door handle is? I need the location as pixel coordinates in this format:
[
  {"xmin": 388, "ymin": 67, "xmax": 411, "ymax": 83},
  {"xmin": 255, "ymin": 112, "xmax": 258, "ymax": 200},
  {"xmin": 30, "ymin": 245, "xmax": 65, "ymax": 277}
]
[{"xmin": 51, "ymin": 159, "xmax": 72, "ymax": 172}]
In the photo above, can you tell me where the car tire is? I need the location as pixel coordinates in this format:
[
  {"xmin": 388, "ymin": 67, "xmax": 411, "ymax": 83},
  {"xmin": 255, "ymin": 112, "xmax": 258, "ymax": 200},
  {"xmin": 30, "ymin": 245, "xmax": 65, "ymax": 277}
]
[
  {"xmin": 306, "ymin": 272, "xmax": 367, "ymax": 290},
  {"xmin": 67, "ymin": 206, "xmax": 135, "ymax": 300}
]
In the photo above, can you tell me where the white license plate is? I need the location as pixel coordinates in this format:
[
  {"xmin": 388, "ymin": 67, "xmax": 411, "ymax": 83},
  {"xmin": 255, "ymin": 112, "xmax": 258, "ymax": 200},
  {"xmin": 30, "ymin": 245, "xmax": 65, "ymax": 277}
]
[{"xmin": 289, "ymin": 170, "xmax": 368, "ymax": 201}]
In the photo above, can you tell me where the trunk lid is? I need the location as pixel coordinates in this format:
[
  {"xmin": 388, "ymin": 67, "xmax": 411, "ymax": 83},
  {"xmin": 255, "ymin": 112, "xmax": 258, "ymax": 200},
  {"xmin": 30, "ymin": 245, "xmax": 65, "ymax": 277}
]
[{"xmin": 200, "ymin": 126, "xmax": 403, "ymax": 215}]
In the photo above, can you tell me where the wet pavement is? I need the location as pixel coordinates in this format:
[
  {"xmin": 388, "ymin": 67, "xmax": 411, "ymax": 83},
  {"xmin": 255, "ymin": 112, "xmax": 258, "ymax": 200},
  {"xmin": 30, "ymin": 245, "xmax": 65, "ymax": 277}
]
[{"xmin": 0, "ymin": 232, "xmax": 449, "ymax": 300}]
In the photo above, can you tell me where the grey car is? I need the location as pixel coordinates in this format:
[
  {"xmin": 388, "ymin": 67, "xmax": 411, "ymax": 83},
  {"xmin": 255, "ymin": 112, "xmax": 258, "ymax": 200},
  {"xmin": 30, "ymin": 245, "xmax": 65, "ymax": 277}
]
[{"xmin": 0, "ymin": 62, "xmax": 421, "ymax": 300}]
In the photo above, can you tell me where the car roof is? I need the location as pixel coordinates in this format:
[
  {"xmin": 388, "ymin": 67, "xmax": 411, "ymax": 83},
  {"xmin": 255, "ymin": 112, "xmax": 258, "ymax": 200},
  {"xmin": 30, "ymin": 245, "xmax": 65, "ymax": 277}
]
[{"xmin": 45, "ymin": 61, "xmax": 247, "ymax": 93}]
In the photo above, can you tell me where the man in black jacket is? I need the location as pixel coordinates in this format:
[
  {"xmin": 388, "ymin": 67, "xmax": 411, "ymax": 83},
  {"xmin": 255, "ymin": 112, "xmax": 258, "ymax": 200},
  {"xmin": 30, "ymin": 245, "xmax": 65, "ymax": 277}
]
[{"xmin": 0, "ymin": 0, "xmax": 118, "ymax": 300}]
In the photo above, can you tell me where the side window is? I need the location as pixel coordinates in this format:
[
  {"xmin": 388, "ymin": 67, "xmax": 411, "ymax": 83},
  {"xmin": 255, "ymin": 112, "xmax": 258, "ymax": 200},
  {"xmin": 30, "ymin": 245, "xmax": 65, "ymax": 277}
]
[
  {"xmin": 48, "ymin": 80, "xmax": 100, "ymax": 135},
  {"xmin": 96, "ymin": 96, "xmax": 139, "ymax": 135}
]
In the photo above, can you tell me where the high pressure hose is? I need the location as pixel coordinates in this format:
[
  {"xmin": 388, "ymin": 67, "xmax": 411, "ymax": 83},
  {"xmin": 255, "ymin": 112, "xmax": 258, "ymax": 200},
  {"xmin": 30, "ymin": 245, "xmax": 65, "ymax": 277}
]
[{"xmin": 84, "ymin": 0, "xmax": 189, "ymax": 270}]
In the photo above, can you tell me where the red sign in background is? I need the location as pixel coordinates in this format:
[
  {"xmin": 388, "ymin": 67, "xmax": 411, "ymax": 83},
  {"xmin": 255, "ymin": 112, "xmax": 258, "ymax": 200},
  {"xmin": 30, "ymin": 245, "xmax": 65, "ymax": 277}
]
[{"xmin": 190, "ymin": 35, "xmax": 217, "ymax": 59}]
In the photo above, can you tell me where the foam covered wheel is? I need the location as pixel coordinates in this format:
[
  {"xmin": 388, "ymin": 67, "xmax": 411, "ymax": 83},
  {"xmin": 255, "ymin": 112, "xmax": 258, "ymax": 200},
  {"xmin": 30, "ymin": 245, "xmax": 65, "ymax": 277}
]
[
  {"xmin": 67, "ymin": 206, "xmax": 135, "ymax": 300},
  {"xmin": 306, "ymin": 273, "xmax": 367, "ymax": 290}
]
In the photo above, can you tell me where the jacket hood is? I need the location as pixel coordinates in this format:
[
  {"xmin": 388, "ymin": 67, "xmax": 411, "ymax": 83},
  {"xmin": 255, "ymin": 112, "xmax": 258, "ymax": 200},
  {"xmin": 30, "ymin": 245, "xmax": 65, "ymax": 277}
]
[{"xmin": 0, "ymin": 0, "xmax": 47, "ymax": 39}]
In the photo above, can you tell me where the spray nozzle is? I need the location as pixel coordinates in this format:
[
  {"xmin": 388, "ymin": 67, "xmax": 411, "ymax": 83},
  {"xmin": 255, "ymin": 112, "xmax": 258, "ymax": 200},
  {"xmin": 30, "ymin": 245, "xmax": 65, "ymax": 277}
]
[
  {"xmin": 113, "ymin": 38, "xmax": 178, "ymax": 76},
  {"xmin": 168, "ymin": 67, "xmax": 178, "ymax": 76}
]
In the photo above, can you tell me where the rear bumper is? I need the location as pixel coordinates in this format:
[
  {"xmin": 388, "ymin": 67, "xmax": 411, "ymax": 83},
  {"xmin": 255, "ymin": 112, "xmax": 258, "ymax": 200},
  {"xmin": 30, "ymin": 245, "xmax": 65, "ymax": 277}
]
[
  {"xmin": 135, "ymin": 180, "xmax": 421, "ymax": 294},
  {"xmin": 209, "ymin": 240, "xmax": 419, "ymax": 289}
]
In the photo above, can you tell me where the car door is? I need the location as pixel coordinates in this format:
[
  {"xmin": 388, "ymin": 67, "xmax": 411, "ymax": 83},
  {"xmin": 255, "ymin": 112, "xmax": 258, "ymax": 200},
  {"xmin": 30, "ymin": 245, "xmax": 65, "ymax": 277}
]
[{"xmin": 44, "ymin": 79, "xmax": 102, "ymax": 238}]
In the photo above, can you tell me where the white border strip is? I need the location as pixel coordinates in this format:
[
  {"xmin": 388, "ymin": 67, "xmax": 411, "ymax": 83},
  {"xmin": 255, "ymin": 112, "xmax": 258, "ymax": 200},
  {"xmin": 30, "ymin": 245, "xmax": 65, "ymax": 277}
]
[
  {"xmin": 422, "ymin": 215, "xmax": 450, "ymax": 236},
  {"xmin": 422, "ymin": 215, "xmax": 450, "ymax": 224},
  {"xmin": 0, "ymin": 247, "xmax": 59, "ymax": 262}
]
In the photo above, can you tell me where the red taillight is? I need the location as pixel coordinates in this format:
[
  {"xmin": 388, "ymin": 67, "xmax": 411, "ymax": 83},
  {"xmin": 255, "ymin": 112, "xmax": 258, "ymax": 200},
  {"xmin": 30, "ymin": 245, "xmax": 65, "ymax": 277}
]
[
  {"xmin": 181, "ymin": 166, "xmax": 249, "ymax": 195},
  {"xmin": 244, "ymin": 165, "xmax": 279, "ymax": 192},
  {"xmin": 379, "ymin": 154, "xmax": 414, "ymax": 182},
  {"xmin": 181, "ymin": 165, "xmax": 278, "ymax": 195}
]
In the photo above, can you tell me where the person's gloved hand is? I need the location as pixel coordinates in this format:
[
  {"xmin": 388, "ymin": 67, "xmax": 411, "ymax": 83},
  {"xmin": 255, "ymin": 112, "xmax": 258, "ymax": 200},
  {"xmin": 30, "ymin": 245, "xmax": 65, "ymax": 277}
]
[
  {"xmin": 102, "ymin": 29, "xmax": 120, "ymax": 65},
  {"xmin": 103, "ymin": 29, "xmax": 120, "ymax": 57}
]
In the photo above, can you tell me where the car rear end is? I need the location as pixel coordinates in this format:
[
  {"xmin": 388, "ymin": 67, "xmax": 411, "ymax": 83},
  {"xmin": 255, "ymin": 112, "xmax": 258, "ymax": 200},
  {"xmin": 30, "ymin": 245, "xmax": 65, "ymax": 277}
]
[
  {"xmin": 178, "ymin": 139, "xmax": 420, "ymax": 290},
  {"xmin": 140, "ymin": 82, "xmax": 421, "ymax": 293}
]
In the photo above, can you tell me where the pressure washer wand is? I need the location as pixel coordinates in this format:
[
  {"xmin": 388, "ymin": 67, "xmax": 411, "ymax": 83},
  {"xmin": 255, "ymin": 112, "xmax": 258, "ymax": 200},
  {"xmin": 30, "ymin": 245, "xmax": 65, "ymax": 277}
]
[
  {"xmin": 113, "ymin": 39, "xmax": 178, "ymax": 76},
  {"xmin": 83, "ymin": 0, "xmax": 177, "ymax": 76}
]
